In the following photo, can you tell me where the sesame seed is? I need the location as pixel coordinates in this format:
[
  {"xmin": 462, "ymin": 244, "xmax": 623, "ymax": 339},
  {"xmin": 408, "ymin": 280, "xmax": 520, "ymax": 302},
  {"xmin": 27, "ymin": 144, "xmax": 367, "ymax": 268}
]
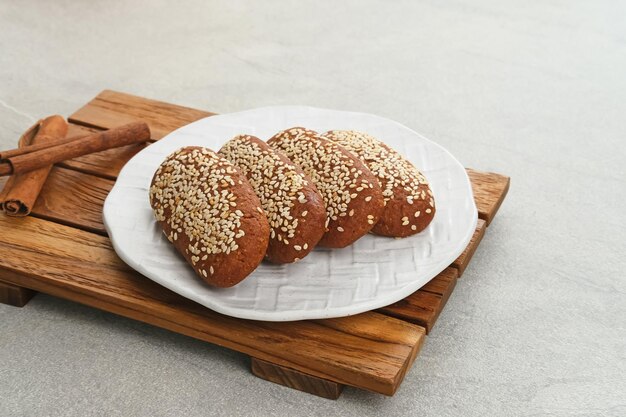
[
  {"xmin": 426, "ymin": 208, "xmax": 432, "ymax": 214},
  {"xmin": 148, "ymin": 147, "xmax": 247, "ymax": 260},
  {"xmin": 267, "ymin": 128, "xmax": 376, "ymax": 236},
  {"xmin": 337, "ymin": 226, "xmax": 344, "ymax": 232},
  {"xmin": 322, "ymin": 130, "xmax": 433, "ymax": 209},
  {"xmin": 218, "ymin": 135, "xmax": 312, "ymax": 251}
]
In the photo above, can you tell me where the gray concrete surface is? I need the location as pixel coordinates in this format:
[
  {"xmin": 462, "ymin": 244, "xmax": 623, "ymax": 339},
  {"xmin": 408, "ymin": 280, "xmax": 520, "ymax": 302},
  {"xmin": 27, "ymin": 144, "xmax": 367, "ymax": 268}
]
[{"xmin": 1, "ymin": 1, "xmax": 625, "ymax": 416}]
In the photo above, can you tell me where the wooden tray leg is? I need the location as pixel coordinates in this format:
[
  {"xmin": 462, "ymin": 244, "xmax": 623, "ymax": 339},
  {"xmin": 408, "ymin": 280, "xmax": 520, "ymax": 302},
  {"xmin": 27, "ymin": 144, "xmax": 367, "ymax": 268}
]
[
  {"xmin": 0, "ymin": 279, "xmax": 36, "ymax": 307},
  {"xmin": 251, "ymin": 358, "xmax": 345, "ymax": 400}
]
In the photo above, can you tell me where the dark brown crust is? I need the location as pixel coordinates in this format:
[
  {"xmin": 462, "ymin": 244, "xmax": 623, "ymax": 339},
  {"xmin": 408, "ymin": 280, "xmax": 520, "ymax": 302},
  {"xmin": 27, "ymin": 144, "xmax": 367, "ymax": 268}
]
[
  {"xmin": 371, "ymin": 183, "xmax": 434, "ymax": 237},
  {"xmin": 149, "ymin": 146, "xmax": 269, "ymax": 287},
  {"xmin": 369, "ymin": 141, "xmax": 435, "ymax": 237},
  {"xmin": 268, "ymin": 128, "xmax": 385, "ymax": 248},
  {"xmin": 218, "ymin": 135, "xmax": 326, "ymax": 264},
  {"xmin": 323, "ymin": 131, "xmax": 436, "ymax": 238}
]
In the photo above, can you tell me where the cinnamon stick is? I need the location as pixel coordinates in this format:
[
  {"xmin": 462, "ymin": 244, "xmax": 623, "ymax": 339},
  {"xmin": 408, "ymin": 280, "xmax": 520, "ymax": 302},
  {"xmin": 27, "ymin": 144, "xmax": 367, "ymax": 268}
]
[
  {"xmin": 0, "ymin": 122, "xmax": 150, "ymax": 177},
  {"xmin": 0, "ymin": 134, "xmax": 88, "ymax": 160},
  {"xmin": 0, "ymin": 115, "xmax": 68, "ymax": 216}
]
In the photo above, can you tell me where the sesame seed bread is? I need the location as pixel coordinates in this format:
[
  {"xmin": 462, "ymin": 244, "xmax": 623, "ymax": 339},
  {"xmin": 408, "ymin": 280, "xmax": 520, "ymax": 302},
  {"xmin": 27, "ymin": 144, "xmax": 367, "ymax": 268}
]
[
  {"xmin": 219, "ymin": 135, "xmax": 326, "ymax": 264},
  {"xmin": 322, "ymin": 130, "xmax": 436, "ymax": 237},
  {"xmin": 268, "ymin": 127, "xmax": 385, "ymax": 248},
  {"xmin": 149, "ymin": 146, "xmax": 269, "ymax": 287}
]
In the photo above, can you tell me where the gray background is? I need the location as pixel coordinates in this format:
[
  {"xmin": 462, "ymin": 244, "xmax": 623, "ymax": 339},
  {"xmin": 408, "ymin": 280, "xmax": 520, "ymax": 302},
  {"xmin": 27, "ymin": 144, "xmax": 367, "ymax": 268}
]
[{"xmin": 1, "ymin": 1, "xmax": 625, "ymax": 416}]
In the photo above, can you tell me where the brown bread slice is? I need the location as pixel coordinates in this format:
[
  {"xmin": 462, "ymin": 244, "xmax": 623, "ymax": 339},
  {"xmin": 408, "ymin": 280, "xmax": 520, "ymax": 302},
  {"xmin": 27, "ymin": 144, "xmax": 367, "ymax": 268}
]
[
  {"xmin": 323, "ymin": 130, "xmax": 435, "ymax": 237},
  {"xmin": 149, "ymin": 146, "xmax": 269, "ymax": 287},
  {"xmin": 268, "ymin": 127, "xmax": 384, "ymax": 248},
  {"xmin": 219, "ymin": 135, "xmax": 326, "ymax": 263}
]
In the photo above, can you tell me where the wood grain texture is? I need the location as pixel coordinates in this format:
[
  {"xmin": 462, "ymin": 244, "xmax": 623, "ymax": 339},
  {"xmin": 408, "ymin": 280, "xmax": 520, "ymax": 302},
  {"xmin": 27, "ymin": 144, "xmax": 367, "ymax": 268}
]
[
  {"xmin": 30, "ymin": 167, "xmax": 113, "ymax": 235},
  {"xmin": 451, "ymin": 219, "xmax": 487, "ymax": 276},
  {"xmin": 314, "ymin": 312, "xmax": 425, "ymax": 386},
  {"xmin": 0, "ymin": 215, "xmax": 424, "ymax": 396},
  {"xmin": 0, "ymin": 91, "xmax": 510, "ymax": 399},
  {"xmin": 251, "ymin": 358, "xmax": 345, "ymax": 400},
  {"xmin": 0, "ymin": 279, "xmax": 36, "ymax": 307},
  {"xmin": 377, "ymin": 268, "xmax": 458, "ymax": 333},
  {"xmin": 16, "ymin": 166, "xmax": 507, "ymax": 249},
  {"xmin": 466, "ymin": 168, "xmax": 510, "ymax": 225},
  {"xmin": 68, "ymin": 90, "xmax": 214, "ymax": 139}
]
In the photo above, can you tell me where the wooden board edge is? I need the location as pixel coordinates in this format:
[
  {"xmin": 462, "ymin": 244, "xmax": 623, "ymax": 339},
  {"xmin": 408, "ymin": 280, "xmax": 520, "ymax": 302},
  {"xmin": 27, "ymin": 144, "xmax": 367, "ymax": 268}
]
[
  {"xmin": 452, "ymin": 219, "xmax": 487, "ymax": 276},
  {"xmin": 484, "ymin": 175, "xmax": 510, "ymax": 226},
  {"xmin": 428, "ymin": 270, "xmax": 457, "ymax": 329},
  {"xmin": 0, "ymin": 264, "xmax": 419, "ymax": 396},
  {"xmin": 0, "ymin": 279, "xmax": 37, "ymax": 307},
  {"xmin": 251, "ymin": 357, "xmax": 345, "ymax": 400},
  {"xmin": 377, "ymin": 268, "xmax": 458, "ymax": 334},
  {"xmin": 388, "ymin": 324, "xmax": 426, "ymax": 395},
  {"xmin": 466, "ymin": 168, "xmax": 510, "ymax": 225}
]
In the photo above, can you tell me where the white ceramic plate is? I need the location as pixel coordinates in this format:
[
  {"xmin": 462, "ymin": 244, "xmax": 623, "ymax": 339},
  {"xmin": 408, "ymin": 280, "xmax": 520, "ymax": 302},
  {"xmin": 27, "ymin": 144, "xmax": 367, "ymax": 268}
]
[{"xmin": 103, "ymin": 106, "xmax": 477, "ymax": 321}]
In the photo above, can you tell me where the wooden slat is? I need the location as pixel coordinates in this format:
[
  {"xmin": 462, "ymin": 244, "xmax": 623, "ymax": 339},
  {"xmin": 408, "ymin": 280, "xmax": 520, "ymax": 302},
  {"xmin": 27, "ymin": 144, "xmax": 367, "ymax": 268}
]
[
  {"xmin": 0, "ymin": 169, "xmax": 112, "ymax": 236},
  {"xmin": 466, "ymin": 168, "xmax": 510, "ymax": 225},
  {"xmin": 58, "ymin": 123, "xmax": 148, "ymax": 180},
  {"xmin": 377, "ymin": 268, "xmax": 458, "ymax": 333},
  {"xmin": 69, "ymin": 90, "xmax": 214, "ymax": 139},
  {"xmin": 421, "ymin": 267, "xmax": 457, "ymax": 296},
  {"xmin": 451, "ymin": 219, "xmax": 486, "ymax": 276},
  {"xmin": 17, "ymin": 167, "xmax": 507, "ymax": 245},
  {"xmin": 0, "ymin": 279, "xmax": 36, "ymax": 307},
  {"xmin": 29, "ymin": 167, "xmax": 113, "ymax": 235},
  {"xmin": 66, "ymin": 92, "xmax": 513, "ymax": 224},
  {"xmin": 379, "ymin": 292, "xmax": 440, "ymax": 334},
  {"xmin": 0, "ymin": 215, "xmax": 424, "ymax": 396},
  {"xmin": 251, "ymin": 358, "xmax": 344, "ymax": 400}
]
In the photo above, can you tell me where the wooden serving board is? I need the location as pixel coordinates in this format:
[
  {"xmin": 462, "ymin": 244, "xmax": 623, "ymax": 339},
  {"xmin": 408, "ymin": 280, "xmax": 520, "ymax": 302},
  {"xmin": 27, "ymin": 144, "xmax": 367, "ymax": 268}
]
[{"xmin": 0, "ymin": 91, "xmax": 509, "ymax": 399}]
